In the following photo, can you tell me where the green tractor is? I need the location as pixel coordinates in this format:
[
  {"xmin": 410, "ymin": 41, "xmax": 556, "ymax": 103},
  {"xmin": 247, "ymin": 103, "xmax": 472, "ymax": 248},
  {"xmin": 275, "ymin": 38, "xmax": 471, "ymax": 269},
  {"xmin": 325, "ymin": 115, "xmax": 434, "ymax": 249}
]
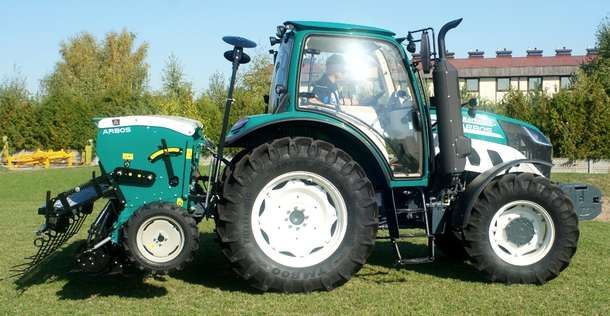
[{"xmin": 13, "ymin": 19, "xmax": 602, "ymax": 292}]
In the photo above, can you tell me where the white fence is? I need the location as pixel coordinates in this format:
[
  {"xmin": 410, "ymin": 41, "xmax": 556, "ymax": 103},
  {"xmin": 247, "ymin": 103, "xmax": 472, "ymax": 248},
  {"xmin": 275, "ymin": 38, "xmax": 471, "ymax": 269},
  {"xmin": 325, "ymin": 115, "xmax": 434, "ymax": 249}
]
[{"xmin": 552, "ymin": 158, "xmax": 610, "ymax": 173}]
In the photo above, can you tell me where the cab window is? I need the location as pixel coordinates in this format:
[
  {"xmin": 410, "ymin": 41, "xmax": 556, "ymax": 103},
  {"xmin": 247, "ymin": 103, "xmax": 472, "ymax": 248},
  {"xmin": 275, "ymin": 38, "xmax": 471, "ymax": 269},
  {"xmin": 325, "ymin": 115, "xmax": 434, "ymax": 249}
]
[{"xmin": 297, "ymin": 35, "xmax": 423, "ymax": 177}]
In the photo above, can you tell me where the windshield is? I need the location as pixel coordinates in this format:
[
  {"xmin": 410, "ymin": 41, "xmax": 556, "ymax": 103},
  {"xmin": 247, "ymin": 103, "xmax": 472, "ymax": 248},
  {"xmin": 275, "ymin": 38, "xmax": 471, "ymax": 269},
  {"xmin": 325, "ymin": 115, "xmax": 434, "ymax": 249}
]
[{"xmin": 298, "ymin": 35, "xmax": 423, "ymax": 177}]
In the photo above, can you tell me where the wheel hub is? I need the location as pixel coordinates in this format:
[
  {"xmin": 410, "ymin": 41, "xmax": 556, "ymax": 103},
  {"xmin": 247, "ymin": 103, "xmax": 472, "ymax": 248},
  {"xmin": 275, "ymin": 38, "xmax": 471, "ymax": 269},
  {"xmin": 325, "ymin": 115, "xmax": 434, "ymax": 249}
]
[
  {"xmin": 251, "ymin": 171, "xmax": 348, "ymax": 268},
  {"xmin": 488, "ymin": 200, "xmax": 555, "ymax": 266},
  {"xmin": 288, "ymin": 208, "xmax": 306, "ymax": 226},
  {"xmin": 505, "ymin": 217, "xmax": 535, "ymax": 247},
  {"xmin": 136, "ymin": 216, "xmax": 185, "ymax": 263}
]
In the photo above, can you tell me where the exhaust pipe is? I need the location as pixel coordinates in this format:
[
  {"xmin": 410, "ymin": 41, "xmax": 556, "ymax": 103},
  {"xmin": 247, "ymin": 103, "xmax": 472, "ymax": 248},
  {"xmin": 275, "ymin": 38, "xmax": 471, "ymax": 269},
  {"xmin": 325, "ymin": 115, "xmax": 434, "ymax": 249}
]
[{"xmin": 432, "ymin": 18, "xmax": 472, "ymax": 180}]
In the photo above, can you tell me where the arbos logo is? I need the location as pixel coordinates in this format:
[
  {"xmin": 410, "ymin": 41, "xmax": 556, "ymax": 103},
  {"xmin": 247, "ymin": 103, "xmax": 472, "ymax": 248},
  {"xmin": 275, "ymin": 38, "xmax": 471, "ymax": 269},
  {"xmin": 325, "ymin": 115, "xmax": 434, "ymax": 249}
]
[{"xmin": 102, "ymin": 127, "xmax": 132, "ymax": 135}]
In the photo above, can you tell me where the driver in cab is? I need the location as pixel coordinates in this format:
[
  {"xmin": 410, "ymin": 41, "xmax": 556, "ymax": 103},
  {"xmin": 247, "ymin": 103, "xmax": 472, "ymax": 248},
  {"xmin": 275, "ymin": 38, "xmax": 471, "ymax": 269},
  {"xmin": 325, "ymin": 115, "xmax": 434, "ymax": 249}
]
[{"xmin": 310, "ymin": 54, "xmax": 347, "ymax": 107}]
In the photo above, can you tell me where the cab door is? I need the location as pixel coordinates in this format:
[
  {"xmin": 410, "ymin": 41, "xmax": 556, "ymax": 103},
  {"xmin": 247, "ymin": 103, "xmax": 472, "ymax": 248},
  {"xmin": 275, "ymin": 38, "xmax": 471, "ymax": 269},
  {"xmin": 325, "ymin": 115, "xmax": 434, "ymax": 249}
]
[{"xmin": 295, "ymin": 34, "xmax": 425, "ymax": 181}]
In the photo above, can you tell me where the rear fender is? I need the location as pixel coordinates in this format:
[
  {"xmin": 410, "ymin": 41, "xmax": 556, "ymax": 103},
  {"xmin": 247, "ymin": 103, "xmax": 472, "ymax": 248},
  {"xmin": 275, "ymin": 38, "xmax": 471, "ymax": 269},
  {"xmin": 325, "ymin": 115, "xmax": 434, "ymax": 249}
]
[{"xmin": 225, "ymin": 116, "xmax": 393, "ymax": 188}]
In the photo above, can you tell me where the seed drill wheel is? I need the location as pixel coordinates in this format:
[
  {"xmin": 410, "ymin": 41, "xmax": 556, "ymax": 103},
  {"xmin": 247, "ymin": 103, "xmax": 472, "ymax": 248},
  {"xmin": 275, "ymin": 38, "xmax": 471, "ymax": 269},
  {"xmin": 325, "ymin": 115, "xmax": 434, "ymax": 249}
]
[
  {"xmin": 463, "ymin": 173, "xmax": 579, "ymax": 284},
  {"xmin": 216, "ymin": 137, "xmax": 378, "ymax": 292},
  {"xmin": 123, "ymin": 202, "xmax": 199, "ymax": 273}
]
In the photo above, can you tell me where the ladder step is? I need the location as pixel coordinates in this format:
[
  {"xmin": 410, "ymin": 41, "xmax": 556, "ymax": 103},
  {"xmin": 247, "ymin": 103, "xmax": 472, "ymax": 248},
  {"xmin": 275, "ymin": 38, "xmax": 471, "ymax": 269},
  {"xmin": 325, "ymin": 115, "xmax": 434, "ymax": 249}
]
[
  {"xmin": 399, "ymin": 233, "xmax": 429, "ymax": 238},
  {"xmin": 376, "ymin": 233, "xmax": 429, "ymax": 240},
  {"xmin": 395, "ymin": 208, "xmax": 425, "ymax": 215},
  {"xmin": 397, "ymin": 257, "xmax": 434, "ymax": 265}
]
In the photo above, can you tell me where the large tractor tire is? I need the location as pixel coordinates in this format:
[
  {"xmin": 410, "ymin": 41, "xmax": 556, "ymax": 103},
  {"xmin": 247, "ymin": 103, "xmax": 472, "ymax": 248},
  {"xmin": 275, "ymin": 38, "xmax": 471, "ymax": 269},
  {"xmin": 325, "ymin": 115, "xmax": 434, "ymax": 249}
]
[
  {"xmin": 123, "ymin": 202, "xmax": 199, "ymax": 273},
  {"xmin": 216, "ymin": 137, "xmax": 378, "ymax": 292},
  {"xmin": 463, "ymin": 173, "xmax": 579, "ymax": 284}
]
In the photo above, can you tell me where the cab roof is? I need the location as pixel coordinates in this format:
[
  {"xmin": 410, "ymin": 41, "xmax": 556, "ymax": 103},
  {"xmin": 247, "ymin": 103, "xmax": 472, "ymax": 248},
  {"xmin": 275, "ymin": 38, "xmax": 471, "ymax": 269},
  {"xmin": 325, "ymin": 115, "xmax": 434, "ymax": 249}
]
[{"xmin": 285, "ymin": 21, "xmax": 396, "ymax": 36}]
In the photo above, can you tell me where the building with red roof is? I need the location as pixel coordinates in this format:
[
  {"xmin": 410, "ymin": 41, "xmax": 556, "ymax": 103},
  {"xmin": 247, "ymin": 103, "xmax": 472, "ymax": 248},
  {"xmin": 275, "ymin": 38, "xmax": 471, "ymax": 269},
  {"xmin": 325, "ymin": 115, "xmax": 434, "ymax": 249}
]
[{"xmin": 421, "ymin": 48, "xmax": 597, "ymax": 103}]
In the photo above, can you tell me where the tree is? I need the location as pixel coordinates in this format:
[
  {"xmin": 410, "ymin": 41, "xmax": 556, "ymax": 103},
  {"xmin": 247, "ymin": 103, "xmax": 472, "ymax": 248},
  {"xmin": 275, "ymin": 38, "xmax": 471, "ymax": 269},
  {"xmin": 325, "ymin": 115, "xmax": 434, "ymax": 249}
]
[
  {"xmin": 559, "ymin": 72, "xmax": 610, "ymax": 160},
  {"xmin": 0, "ymin": 74, "xmax": 39, "ymax": 150},
  {"xmin": 231, "ymin": 55, "xmax": 272, "ymax": 123},
  {"xmin": 500, "ymin": 89, "xmax": 552, "ymax": 130},
  {"xmin": 40, "ymin": 30, "xmax": 150, "ymax": 149},
  {"xmin": 162, "ymin": 54, "xmax": 192, "ymax": 100},
  {"xmin": 564, "ymin": 17, "xmax": 610, "ymax": 160},
  {"xmin": 155, "ymin": 54, "xmax": 194, "ymax": 116},
  {"xmin": 582, "ymin": 17, "xmax": 610, "ymax": 94},
  {"xmin": 192, "ymin": 54, "xmax": 272, "ymax": 145}
]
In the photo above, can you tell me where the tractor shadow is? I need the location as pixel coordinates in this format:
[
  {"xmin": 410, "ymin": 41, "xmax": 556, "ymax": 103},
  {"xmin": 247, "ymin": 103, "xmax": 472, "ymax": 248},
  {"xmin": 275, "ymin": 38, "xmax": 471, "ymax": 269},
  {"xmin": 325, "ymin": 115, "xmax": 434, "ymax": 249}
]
[
  {"xmin": 12, "ymin": 232, "xmax": 255, "ymax": 297},
  {"xmin": 363, "ymin": 240, "xmax": 489, "ymax": 284},
  {"xmin": 173, "ymin": 233, "xmax": 490, "ymax": 290},
  {"xmin": 13, "ymin": 242, "xmax": 168, "ymax": 300},
  {"xmin": 170, "ymin": 232, "xmax": 257, "ymax": 293},
  {"xmin": 12, "ymin": 233, "xmax": 488, "ymax": 297}
]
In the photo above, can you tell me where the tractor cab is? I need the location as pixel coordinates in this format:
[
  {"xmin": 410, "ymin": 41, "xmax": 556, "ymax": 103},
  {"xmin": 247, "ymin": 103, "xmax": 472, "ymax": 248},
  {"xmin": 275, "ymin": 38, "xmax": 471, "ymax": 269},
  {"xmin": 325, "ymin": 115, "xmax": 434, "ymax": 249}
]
[{"xmin": 234, "ymin": 21, "xmax": 431, "ymax": 183}]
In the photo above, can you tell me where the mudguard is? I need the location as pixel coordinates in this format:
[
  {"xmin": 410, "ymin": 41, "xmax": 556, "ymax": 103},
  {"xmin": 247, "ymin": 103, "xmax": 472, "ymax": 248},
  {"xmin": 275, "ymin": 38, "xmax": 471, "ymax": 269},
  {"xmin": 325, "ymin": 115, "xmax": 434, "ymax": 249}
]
[{"xmin": 453, "ymin": 159, "xmax": 553, "ymax": 228}]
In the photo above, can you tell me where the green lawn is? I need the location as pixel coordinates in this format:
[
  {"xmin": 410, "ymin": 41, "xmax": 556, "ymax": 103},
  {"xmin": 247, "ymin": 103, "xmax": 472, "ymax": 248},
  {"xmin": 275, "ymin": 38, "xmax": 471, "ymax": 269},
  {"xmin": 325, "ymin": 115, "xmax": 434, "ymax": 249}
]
[{"xmin": 1, "ymin": 167, "xmax": 609, "ymax": 314}]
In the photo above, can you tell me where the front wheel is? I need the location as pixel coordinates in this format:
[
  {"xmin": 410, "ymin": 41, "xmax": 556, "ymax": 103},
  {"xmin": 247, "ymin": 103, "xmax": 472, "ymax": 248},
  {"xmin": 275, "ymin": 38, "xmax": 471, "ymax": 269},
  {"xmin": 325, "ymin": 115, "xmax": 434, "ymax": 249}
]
[
  {"xmin": 216, "ymin": 137, "xmax": 378, "ymax": 292},
  {"xmin": 463, "ymin": 173, "xmax": 579, "ymax": 284}
]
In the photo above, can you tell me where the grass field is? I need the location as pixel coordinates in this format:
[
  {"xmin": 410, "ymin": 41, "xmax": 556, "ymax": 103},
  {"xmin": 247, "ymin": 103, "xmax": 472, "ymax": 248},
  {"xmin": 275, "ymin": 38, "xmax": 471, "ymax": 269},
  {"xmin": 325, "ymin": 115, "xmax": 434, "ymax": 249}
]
[{"xmin": 1, "ymin": 167, "xmax": 609, "ymax": 314}]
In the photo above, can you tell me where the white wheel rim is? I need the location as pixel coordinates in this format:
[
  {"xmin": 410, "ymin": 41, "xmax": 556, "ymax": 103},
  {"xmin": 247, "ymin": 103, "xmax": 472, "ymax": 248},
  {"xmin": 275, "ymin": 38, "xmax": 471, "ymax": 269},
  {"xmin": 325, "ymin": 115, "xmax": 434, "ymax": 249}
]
[
  {"xmin": 251, "ymin": 171, "xmax": 348, "ymax": 268},
  {"xmin": 488, "ymin": 200, "xmax": 555, "ymax": 266},
  {"xmin": 136, "ymin": 215, "xmax": 185, "ymax": 263}
]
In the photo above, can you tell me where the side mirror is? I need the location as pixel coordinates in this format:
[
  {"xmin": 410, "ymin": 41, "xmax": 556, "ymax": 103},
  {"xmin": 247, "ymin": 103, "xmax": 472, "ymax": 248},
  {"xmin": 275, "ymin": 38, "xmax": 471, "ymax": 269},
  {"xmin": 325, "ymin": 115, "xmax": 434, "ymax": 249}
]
[
  {"xmin": 468, "ymin": 97, "xmax": 477, "ymax": 107},
  {"xmin": 275, "ymin": 84, "xmax": 287, "ymax": 95},
  {"xmin": 420, "ymin": 30, "xmax": 432, "ymax": 74},
  {"xmin": 405, "ymin": 33, "xmax": 416, "ymax": 53},
  {"xmin": 462, "ymin": 97, "xmax": 478, "ymax": 117},
  {"xmin": 461, "ymin": 97, "xmax": 477, "ymax": 108}
]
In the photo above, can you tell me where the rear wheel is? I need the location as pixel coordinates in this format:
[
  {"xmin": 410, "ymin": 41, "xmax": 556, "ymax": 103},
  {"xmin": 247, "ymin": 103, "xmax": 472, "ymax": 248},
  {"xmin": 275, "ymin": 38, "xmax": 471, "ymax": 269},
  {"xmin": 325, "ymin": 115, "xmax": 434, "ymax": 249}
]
[
  {"xmin": 463, "ymin": 173, "xmax": 579, "ymax": 284},
  {"xmin": 216, "ymin": 137, "xmax": 378, "ymax": 292}
]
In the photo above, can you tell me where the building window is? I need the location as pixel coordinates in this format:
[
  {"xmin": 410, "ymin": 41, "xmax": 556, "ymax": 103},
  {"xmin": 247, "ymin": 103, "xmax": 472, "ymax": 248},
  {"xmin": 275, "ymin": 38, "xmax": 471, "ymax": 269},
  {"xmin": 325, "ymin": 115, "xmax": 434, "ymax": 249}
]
[
  {"xmin": 496, "ymin": 78, "xmax": 510, "ymax": 92},
  {"xmin": 466, "ymin": 78, "xmax": 479, "ymax": 92},
  {"xmin": 560, "ymin": 76, "xmax": 572, "ymax": 89},
  {"xmin": 528, "ymin": 77, "xmax": 542, "ymax": 91}
]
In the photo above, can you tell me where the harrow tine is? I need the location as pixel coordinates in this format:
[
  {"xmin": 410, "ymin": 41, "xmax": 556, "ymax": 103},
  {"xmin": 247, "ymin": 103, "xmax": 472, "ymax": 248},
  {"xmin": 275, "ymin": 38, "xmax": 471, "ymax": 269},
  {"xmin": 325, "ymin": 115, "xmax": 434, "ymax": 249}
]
[{"xmin": 10, "ymin": 213, "xmax": 89, "ymax": 280}]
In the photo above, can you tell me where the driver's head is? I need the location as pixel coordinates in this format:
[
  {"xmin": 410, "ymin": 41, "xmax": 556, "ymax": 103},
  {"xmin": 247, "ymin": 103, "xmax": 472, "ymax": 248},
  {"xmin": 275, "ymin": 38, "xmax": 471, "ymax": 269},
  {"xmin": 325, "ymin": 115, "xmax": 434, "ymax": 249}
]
[{"xmin": 325, "ymin": 54, "xmax": 347, "ymax": 79}]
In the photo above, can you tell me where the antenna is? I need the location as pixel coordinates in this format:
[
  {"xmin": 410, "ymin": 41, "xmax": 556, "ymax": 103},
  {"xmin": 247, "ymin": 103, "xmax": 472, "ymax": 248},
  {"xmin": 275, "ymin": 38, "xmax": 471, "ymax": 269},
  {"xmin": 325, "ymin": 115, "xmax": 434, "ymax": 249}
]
[{"xmin": 211, "ymin": 36, "xmax": 257, "ymax": 188}]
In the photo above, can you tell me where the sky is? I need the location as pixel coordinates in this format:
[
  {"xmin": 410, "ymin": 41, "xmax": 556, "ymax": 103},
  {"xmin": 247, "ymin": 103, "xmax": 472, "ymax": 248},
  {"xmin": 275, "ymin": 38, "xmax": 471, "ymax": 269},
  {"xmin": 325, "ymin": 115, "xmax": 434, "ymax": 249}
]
[{"xmin": 1, "ymin": 0, "xmax": 608, "ymax": 94}]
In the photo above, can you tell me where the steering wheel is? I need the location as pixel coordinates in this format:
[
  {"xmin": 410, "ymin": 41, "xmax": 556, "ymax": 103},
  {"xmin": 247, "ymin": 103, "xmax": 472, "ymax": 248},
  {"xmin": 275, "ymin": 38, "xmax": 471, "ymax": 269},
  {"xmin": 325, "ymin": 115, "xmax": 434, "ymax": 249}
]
[
  {"xmin": 369, "ymin": 90, "xmax": 418, "ymax": 132},
  {"xmin": 359, "ymin": 91, "xmax": 385, "ymax": 107}
]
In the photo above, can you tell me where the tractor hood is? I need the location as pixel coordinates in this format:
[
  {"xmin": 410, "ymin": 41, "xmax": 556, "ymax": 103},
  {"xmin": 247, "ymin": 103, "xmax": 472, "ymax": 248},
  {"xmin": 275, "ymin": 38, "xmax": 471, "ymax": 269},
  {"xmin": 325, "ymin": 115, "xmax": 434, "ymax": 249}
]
[{"xmin": 430, "ymin": 108, "xmax": 553, "ymax": 176}]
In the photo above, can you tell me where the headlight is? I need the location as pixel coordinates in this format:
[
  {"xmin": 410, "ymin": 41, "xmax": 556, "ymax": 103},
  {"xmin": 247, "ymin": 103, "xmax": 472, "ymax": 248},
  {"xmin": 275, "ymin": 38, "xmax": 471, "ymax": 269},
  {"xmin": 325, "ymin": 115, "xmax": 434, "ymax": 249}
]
[
  {"xmin": 523, "ymin": 126, "xmax": 551, "ymax": 146},
  {"xmin": 498, "ymin": 120, "xmax": 552, "ymax": 177}
]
